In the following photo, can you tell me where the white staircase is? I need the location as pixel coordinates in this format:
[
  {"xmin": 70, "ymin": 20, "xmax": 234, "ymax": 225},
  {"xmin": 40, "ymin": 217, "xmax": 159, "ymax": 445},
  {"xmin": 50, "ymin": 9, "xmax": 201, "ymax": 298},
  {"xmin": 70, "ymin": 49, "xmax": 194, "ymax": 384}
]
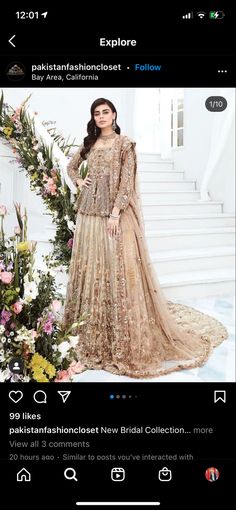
[{"xmin": 138, "ymin": 154, "xmax": 235, "ymax": 299}]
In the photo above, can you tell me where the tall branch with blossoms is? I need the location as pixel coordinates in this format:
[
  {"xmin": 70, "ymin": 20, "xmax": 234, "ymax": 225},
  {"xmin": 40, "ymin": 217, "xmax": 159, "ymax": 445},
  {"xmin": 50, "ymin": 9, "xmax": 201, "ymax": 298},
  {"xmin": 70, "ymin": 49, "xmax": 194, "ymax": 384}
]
[{"xmin": 0, "ymin": 92, "xmax": 87, "ymax": 268}]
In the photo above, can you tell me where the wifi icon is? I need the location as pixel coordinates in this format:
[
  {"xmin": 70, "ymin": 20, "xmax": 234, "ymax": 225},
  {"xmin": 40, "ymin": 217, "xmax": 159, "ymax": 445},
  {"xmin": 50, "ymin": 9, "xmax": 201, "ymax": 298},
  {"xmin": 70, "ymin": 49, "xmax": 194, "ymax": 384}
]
[{"xmin": 197, "ymin": 11, "xmax": 206, "ymax": 19}]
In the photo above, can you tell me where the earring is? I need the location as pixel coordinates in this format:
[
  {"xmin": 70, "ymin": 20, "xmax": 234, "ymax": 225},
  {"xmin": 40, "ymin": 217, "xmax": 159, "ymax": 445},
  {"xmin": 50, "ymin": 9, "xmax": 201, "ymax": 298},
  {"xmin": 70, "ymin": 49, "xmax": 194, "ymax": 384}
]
[
  {"xmin": 94, "ymin": 125, "xmax": 97, "ymax": 136},
  {"xmin": 112, "ymin": 119, "xmax": 117, "ymax": 131}
]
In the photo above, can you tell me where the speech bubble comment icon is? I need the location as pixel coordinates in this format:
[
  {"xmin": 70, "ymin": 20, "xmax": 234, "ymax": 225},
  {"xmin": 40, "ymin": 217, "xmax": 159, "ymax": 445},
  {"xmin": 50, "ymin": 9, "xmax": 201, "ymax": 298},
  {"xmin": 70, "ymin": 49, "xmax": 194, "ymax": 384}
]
[{"xmin": 33, "ymin": 390, "xmax": 47, "ymax": 404}]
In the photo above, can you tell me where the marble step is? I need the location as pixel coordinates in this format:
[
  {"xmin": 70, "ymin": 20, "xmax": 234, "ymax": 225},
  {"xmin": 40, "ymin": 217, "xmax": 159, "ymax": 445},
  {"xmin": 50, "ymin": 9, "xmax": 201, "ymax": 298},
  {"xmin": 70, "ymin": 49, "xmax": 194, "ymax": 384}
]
[
  {"xmin": 159, "ymin": 268, "xmax": 235, "ymax": 299},
  {"xmin": 138, "ymin": 161, "xmax": 174, "ymax": 172},
  {"xmin": 141, "ymin": 191, "xmax": 201, "ymax": 204},
  {"xmin": 146, "ymin": 227, "xmax": 235, "ymax": 251},
  {"xmin": 139, "ymin": 170, "xmax": 185, "ymax": 181},
  {"xmin": 142, "ymin": 201, "xmax": 223, "ymax": 215},
  {"xmin": 137, "ymin": 153, "xmax": 170, "ymax": 163},
  {"xmin": 144, "ymin": 213, "xmax": 235, "ymax": 230},
  {"xmin": 140, "ymin": 180, "xmax": 196, "ymax": 192},
  {"xmin": 143, "ymin": 200, "xmax": 223, "ymax": 217},
  {"xmin": 152, "ymin": 245, "xmax": 235, "ymax": 275}
]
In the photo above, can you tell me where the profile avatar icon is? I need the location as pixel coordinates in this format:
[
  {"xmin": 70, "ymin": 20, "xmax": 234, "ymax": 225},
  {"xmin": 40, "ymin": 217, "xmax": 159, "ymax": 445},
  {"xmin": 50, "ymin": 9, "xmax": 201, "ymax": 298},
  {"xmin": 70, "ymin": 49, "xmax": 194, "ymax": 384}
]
[
  {"xmin": 6, "ymin": 62, "xmax": 26, "ymax": 81},
  {"xmin": 9, "ymin": 357, "xmax": 24, "ymax": 374},
  {"xmin": 205, "ymin": 467, "xmax": 220, "ymax": 482}
]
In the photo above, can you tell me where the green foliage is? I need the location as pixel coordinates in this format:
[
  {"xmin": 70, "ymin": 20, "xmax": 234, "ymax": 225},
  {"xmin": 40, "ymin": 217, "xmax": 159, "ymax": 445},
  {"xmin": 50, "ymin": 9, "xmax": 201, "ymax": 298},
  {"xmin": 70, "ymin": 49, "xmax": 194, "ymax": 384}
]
[{"xmin": 0, "ymin": 91, "xmax": 82, "ymax": 269}]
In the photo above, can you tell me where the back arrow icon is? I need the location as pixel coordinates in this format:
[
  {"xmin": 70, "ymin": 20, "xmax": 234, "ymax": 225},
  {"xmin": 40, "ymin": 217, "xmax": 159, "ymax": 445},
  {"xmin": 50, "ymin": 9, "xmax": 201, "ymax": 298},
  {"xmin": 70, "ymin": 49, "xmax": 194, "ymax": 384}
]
[{"xmin": 9, "ymin": 35, "xmax": 16, "ymax": 47}]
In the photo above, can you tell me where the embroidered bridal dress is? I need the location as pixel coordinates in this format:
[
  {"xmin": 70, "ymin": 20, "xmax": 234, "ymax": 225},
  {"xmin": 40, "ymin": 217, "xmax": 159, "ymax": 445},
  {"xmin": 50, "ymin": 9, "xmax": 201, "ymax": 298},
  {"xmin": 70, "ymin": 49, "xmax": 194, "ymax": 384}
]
[{"xmin": 63, "ymin": 132, "xmax": 227, "ymax": 378}]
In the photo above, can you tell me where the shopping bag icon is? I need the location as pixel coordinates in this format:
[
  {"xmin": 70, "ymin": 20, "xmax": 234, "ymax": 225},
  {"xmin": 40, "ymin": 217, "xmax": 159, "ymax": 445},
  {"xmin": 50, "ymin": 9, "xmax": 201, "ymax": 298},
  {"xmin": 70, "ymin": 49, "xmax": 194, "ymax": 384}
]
[{"xmin": 158, "ymin": 467, "xmax": 172, "ymax": 482}]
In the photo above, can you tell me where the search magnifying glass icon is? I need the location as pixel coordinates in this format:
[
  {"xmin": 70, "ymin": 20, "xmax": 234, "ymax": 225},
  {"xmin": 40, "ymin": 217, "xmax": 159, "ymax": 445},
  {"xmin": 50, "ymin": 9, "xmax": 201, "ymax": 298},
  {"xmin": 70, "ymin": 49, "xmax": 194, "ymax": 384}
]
[{"xmin": 64, "ymin": 467, "xmax": 78, "ymax": 482}]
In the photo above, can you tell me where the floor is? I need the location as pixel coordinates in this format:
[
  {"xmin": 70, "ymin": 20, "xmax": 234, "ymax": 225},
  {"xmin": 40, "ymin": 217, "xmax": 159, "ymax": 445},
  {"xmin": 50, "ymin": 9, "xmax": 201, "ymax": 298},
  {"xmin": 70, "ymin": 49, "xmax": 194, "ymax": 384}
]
[{"xmin": 72, "ymin": 295, "xmax": 235, "ymax": 383}]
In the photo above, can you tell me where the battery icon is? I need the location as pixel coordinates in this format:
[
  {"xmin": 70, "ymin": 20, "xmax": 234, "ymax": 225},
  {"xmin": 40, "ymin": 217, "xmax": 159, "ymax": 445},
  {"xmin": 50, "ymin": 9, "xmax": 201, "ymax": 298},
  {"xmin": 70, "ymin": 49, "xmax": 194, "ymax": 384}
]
[{"xmin": 209, "ymin": 10, "xmax": 225, "ymax": 19}]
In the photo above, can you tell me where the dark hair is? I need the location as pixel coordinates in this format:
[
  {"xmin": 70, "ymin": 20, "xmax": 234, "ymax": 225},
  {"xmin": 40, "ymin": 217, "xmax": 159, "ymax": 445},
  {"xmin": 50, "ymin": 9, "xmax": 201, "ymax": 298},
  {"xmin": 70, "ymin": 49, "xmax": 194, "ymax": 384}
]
[{"xmin": 80, "ymin": 98, "xmax": 121, "ymax": 159}]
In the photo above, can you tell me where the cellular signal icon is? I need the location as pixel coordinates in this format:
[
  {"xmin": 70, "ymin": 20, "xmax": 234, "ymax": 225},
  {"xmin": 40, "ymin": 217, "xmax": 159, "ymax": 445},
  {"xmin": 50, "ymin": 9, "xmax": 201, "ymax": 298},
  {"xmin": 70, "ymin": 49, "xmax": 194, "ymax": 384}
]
[{"xmin": 182, "ymin": 12, "xmax": 193, "ymax": 19}]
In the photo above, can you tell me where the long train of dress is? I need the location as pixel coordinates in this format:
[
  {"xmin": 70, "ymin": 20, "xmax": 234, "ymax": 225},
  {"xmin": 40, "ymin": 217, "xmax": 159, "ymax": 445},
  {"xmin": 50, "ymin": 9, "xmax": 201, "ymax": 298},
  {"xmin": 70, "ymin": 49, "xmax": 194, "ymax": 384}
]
[{"xmin": 63, "ymin": 207, "xmax": 227, "ymax": 379}]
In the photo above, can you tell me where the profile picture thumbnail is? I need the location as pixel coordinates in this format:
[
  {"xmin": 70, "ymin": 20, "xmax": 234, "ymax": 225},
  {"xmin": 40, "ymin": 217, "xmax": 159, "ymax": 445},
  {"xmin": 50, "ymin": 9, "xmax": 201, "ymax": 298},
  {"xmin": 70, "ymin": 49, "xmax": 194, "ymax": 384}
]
[
  {"xmin": 6, "ymin": 62, "xmax": 26, "ymax": 81},
  {"xmin": 205, "ymin": 467, "xmax": 220, "ymax": 482}
]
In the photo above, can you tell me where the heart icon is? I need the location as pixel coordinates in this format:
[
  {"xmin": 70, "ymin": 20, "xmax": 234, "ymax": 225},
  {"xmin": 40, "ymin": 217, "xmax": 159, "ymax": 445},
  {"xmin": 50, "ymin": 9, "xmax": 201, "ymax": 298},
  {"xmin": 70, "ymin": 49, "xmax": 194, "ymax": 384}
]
[{"xmin": 9, "ymin": 391, "xmax": 23, "ymax": 403}]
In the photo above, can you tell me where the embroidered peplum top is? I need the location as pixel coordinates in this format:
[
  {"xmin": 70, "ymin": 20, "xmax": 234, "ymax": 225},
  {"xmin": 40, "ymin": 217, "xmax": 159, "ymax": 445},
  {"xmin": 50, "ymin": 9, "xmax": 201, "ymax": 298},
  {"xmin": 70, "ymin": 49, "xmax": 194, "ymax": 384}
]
[{"xmin": 67, "ymin": 133, "xmax": 136, "ymax": 217}]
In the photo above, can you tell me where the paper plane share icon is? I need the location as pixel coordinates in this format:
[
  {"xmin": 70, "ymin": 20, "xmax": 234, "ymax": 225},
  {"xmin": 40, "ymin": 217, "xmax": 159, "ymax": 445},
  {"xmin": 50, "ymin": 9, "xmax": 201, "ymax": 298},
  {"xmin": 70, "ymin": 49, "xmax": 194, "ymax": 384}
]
[{"xmin": 57, "ymin": 391, "xmax": 71, "ymax": 403}]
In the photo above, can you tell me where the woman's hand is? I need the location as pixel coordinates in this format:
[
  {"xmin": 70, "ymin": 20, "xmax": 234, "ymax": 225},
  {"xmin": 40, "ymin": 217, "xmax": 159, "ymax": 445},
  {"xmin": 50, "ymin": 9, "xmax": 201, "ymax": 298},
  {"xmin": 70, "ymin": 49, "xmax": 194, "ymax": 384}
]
[
  {"xmin": 76, "ymin": 175, "xmax": 92, "ymax": 190},
  {"xmin": 107, "ymin": 216, "xmax": 120, "ymax": 238}
]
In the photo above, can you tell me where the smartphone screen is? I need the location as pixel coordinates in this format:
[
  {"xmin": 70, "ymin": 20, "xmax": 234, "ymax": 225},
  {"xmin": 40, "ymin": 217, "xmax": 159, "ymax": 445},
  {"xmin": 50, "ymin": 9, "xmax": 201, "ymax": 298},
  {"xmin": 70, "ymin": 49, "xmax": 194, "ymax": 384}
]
[{"xmin": 0, "ymin": 6, "xmax": 235, "ymax": 509}]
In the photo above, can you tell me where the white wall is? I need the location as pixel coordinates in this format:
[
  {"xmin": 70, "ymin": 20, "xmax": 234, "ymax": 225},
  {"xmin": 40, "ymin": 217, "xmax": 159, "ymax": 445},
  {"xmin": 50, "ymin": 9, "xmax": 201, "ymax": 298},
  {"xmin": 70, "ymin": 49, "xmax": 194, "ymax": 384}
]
[
  {"xmin": 172, "ymin": 88, "xmax": 235, "ymax": 212},
  {"xmin": 1, "ymin": 88, "xmax": 136, "ymax": 145}
]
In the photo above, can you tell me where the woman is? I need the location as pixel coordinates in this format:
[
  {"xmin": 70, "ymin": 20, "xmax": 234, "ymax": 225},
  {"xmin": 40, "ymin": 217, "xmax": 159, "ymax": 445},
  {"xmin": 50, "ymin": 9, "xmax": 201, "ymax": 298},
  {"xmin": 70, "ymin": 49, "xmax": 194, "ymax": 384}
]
[{"xmin": 64, "ymin": 98, "xmax": 227, "ymax": 378}]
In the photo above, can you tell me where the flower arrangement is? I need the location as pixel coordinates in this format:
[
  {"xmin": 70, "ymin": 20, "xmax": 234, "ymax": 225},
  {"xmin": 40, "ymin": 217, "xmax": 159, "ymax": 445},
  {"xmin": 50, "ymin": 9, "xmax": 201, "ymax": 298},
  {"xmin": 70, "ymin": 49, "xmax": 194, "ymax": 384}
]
[
  {"xmin": 0, "ymin": 204, "xmax": 88, "ymax": 382},
  {"xmin": 0, "ymin": 92, "xmax": 87, "ymax": 268}
]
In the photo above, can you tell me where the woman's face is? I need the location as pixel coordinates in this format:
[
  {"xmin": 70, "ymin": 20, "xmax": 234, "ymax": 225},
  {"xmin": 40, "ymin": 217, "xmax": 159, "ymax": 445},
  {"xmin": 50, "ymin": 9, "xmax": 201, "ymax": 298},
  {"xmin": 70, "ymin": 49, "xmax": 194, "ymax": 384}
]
[{"xmin": 93, "ymin": 103, "xmax": 115, "ymax": 129}]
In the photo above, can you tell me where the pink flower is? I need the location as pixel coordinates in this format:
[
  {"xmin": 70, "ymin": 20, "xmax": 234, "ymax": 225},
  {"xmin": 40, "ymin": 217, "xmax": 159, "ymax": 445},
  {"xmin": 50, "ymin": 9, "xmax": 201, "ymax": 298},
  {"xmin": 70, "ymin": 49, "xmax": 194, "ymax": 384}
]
[
  {"xmin": 12, "ymin": 107, "xmax": 21, "ymax": 121},
  {"xmin": 67, "ymin": 361, "xmax": 85, "ymax": 377},
  {"xmin": 1, "ymin": 310, "xmax": 12, "ymax": 325},
  {"xmin": 54, "ymin": 370, "xmax": 70, "ymax": 382},
  {"xmin": 67, "ymin": 238, "xmax": 73, "ymax": 249},
  {"xmin": 12, "ymin": 301, "xmax": 23, "ymax": 314},
  {"xmin": 51, "ymin": 299, "xmax": 62, "ymax": 313},
  {"xmin": 43, "ymin": 320, "xmax": 53, "ymax": 335},
  {"xmin": 54, "ymin": 362, "xmax": 85, "ymax": 382},
  {"xmin": 51, "ymin": 168, "xmax": 58, "ymax": 178},
  {"xmin": 10, "ymin": 322, "xmax": 16, "ymax": 329},
  {"xmin": 43, "ymin": 175, "xmax": 57, "ymax": 195},
  {"xmin": 31, "ymin": 330, "xmax": 38, "ymax": 339},
  {"xmin": 0, "ymin": 205, "xmax": 7, "ymax": 216},
  {"xmin": 14, "ymin": 226, "xmax": 21, "ymax": 235},
  {"xmin": 0, "ymin": 271, "xmax": 13, "ymax": 284}
]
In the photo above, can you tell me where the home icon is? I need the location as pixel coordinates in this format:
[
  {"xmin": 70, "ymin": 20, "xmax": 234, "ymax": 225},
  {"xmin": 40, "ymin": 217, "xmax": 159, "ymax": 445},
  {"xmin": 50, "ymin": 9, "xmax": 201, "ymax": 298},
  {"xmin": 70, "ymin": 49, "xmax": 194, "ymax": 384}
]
[{"xmin": 17, "ymin": 468, "xmax": 31, "ymax": 482}]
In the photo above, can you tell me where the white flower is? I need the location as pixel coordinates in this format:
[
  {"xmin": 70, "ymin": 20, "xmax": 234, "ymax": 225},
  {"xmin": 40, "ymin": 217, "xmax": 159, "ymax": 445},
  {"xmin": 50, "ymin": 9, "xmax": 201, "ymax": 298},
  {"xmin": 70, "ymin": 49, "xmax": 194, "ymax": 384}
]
[
  {"xmin": 57, "ymin": 341, "xmax": 71, "ymax": 359},
  {"xmin": 37, "ymin": 152, "xmax": 44, "ymax": 164},
  {"xmin": 22, "ymin": 375, "xmax": 30, "ymax": 382},
  {"xmin": 23, "ymin": 273, "xmax": 31, "ymax": 284},
  {"xmin": 0, "ymin": 369, "xmax": 10, "ymax": 382},
  {"xmin": 15, "ymin": 327, "xmax": 36, "ymax": 348},
  {"xmin": 28, "ymin": 165, "xmax": 35, "ymax": 171},
  {"xmin": 23, "ymin": 280, "xmax": 39, "ymax": 302},
  {"xmin": 0, "ymin": 325, "xmax": 5, "ymax": 335},
  {"xmin": 67, "ymin": 220, "xmax": 76, "ymax": 233},
  {"xmin": 32, "ymin": 271, "xmax": 41, "ymax": 285},
  {"xmin": 68, "ymin": 335, "xmax": 79, "ymax": 348},
  {"xmin": 0, "ymin": 371, "xmax": 6, "ymax": 382}
]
